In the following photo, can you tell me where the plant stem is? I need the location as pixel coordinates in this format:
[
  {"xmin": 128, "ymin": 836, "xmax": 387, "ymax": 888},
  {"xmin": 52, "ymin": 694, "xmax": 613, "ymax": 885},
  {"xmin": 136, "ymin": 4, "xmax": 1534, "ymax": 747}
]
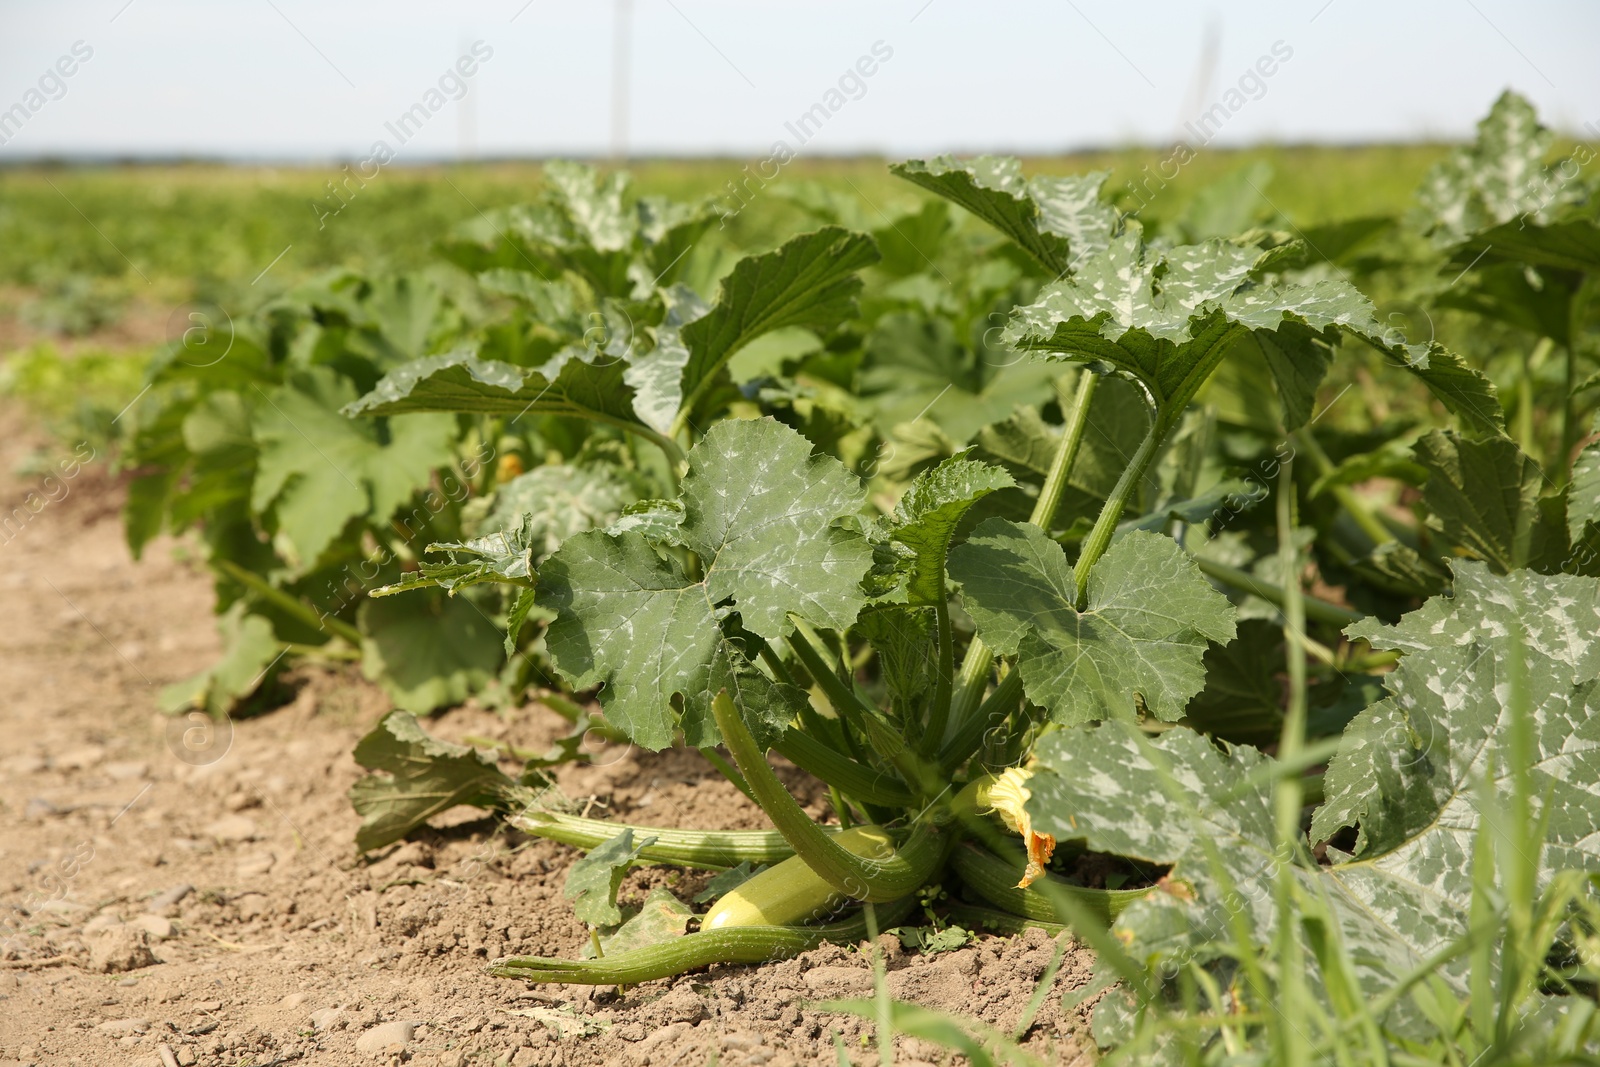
[
  {"xmin": 711, "ymin": 690, "xmax": 943, "ymax": 902},
  {"xmin": 949, "ymin": 844, "xmax": 1150, "ymax": 925},
  {"xmin": 1071, "ymin": 418, "xmax": 1163, "ymax": 606},
  {"xmin": 1191, "ymin": 556, "xmax": 1363, "ymax": 627},
  {"xmin": 924, "ymin": 597, "xmax": 955, "ymax": 758},
  {"xmin": 698, "ymin": 747, "xmax": 758, "ymax": 804},
  {"xmin": 946, "ymin": 370, "xmax": 1100, "ymax": 729},
  {"xmin": 1271, "ymin": 455, "xmax": 1310, "ymax": 1067},
  {"xmin": 1294, "ymin": 428, "xmax": 1395, "ymax": 549},
  {"xmin": 1518, "ymin": 337, "xmax": 1555, "ymax": 460},
  {"xmin": 510, "ymin": 809, "xmax": 795, "ymax": 868},
  {"xmin": 772, "ymin": 728, "xmax": 914, "ymax": 807},
  {"xmin": 939, "ymin": 669, "xmax": 1024, "ymax": 772},
  {"xmin": 213, "ymin": 559, "xmax": 364, "ymax": 647},
  {"xmin": 1562, "ymin": 277, "xmax": 1595, "ymax": 484},
  {"xmin": 489, "ymin": 896, "xmax": 920, "ymax": 985}
]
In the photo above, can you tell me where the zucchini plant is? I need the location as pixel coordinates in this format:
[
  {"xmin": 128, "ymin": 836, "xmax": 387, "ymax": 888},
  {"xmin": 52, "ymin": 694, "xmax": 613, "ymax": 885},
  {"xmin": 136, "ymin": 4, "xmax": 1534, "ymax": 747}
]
[{"xmin": 347, "ymin": 147, "xmax": 1548, "ymax": 1003}]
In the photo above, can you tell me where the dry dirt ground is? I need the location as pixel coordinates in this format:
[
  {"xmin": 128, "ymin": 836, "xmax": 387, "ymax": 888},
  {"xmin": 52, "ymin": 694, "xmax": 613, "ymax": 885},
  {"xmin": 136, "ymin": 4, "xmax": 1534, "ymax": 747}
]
[{"xmin": 0, "ymin": 400, "xmax": 1099, "ymax": 1067}]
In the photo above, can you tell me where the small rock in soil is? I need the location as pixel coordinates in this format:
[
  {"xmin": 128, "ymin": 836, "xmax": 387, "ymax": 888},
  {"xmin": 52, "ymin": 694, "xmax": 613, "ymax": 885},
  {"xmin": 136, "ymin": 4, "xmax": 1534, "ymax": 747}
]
[
  {"xmin": 126, "ymin": 914, "xmax": 175, "ymax": 940},
  {"xmin": 656, "ymin": 986, "xmax": 706, "ymax": 1024},
  {"xmin": 802, "ymin": 965, "xmax": 874, "ymax": 996},
  {"xmin": 203, "ymin": 814, "xmax": 258, "ymax": 843},
  {"xmin": 354, "ymin": 1020, "xmax": 416, "ymax": 1056},
  {"xmin": 23, "ymin": 797, "xmax": 63, "ymax": 820},
  {"xmin": 96, "ymin": 1018, "xmax": 150, "ymax": 1034},
  {"xmin": 88, "ymin": 926, "xmax": 157, "ymax": 973},
  {"xmin": 309, "ymin": 1007, "xmax": 344, "ymax": 1031},
  {"xmin": 146, "ymin": 884, "xmax": 192, "ymax": 914}
]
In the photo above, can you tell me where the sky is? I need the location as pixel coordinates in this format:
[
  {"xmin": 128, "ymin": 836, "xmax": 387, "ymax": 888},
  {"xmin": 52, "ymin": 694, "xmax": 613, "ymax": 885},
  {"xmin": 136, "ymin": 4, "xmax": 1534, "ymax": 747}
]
[{"xmin": 0, "ymin": 0, "xmax": 1596, "ymax": 161}]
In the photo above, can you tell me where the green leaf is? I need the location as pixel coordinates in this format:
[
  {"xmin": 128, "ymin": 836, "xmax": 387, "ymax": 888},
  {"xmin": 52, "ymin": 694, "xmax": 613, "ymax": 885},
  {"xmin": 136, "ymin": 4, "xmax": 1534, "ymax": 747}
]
[
  {"xmin": 253, "ymin": 368, "xmax": 456, "ymax": 570},
  {"xmin": 586, "ymin": 887, "xmax": 694, "ymax": 957},
  {"xmin": 859, "ymin": 310, "xmax": 1063, "ymax": 444},
  {"xmin": 1174, "ymin": 160, "xmax": 1276, "ymax": 242},
  {"xmin": 349, "ymin": 710, "xmax": 521, "ymax": 852},
  {"xmin": 1568, "ymin": 415, "xmax": 1600, "ymax": 544},
  {"xmin": 948, "ymin": 523, "xmax": 1236, "ymax": 724},
  {"xmin": 1181, "ymin": 618, "xmax": 1284, "ymax": 746},
  {"xmin": 565, "ymin": 829, "xmax": 655, "ymax": 927},
  {"xmin": 891, "ymin": 155, "xmax": 1114, "ymax": 274},
  {"xmin": 1003, "ymin": 228, "xmax": 1503, "ymax": 434},
  {"xmin": 623, "ymin": 284, "xmax": 708, "ymax": 435},
  {"xmin": 486, "ymin": 462, "xmax": 639, "ymax": 559},
  {"xmin": 1413, "ymin": 429, "xmax": 1564, "ymax": 573},
  {"xmin": 889, "ymin": 454, "xmax": 1015, "ymax": 606},
  {"xmin": 343, "ymin": 346, "xmax": 638, "ymax": 428},
  {"xmin": 677, "ymin": 227, "xmax": 880, "ymax": 422},
  {"xmin": 537, "ymin": 418, "xmax": 872, "ymax": 749},
  {"xmin": 1415, "ymin": 90, "xmax": 1584, "ymax": 246},
  {"xmin": 359, "ymin": 590, "xmax": 504, "ymax": 714},
  {"xmin": 1448, "ymin": 219, "xmax": 1600, "ymax": 276},
  {"xmin": 896, "ymin": 925, "xmax": 976, "ymax": 954},
  {"xmin": 158, "ymin": 606, "xmax": 285, "ymax": 716},
  {"xmin": 373, "ymin": 520, "xmax": 540, "ymax": 598},
  {"xmin": 1023, "ymin": 564, "xmax": 1600, "ymax": 1020}
]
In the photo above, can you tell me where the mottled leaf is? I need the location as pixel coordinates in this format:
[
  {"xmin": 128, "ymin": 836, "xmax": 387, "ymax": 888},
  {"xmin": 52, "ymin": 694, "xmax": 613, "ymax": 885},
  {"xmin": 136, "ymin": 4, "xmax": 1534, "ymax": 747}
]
[
  {"xmin": 537, "ymin": 418, "xmax": 871, "ymax": 749},
  {"xmin": 949, "ymin": 523, "xmax": 1236, "ymax": 723},
  {"xmin": 1003, "ymin": 229, "xmax": 1503, "ymax": 434}
]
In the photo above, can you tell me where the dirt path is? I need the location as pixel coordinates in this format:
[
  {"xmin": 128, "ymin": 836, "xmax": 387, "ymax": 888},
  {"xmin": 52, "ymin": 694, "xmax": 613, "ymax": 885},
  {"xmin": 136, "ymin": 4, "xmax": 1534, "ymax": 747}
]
[{"xmin": 0, "ymin": 400, "xmax": 1096, "ymax": 1067}]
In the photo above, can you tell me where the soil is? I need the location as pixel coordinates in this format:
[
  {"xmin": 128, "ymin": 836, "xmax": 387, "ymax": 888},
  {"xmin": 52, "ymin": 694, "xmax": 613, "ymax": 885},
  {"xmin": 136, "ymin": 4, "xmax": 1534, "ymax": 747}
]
[{"xmin": 0, "ymin": 398, "xmax": 1099, "ymax": 1067}]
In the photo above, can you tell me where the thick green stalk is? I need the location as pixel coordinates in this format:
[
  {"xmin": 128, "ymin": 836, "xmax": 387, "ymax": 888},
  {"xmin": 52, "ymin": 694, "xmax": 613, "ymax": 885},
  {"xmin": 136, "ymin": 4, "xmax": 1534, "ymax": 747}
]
[
  {"xmin": 947, "ymin": 370, "xmax": 1100, "ymax": 728},
  {"xmin": 785, "ymin": 623, "xmax": 927, "ymax": 790},
  {"xmin": 1071, "ymin": 418, "xmax": 1164, "ymax": 606},
  {"xmin": 510, "ymin": 809, "xmax": 795, "ymax": 868},
  {"xmin": 950, "ymin": 844, "xmax": 1150, "ymax": 926},
  {"xmin": 939, "ymin": 669, "xmax": 1024, "ymax": 772},
  {"xmin": 214, "ymin": 558, "xmax": 364, "ymax": 646},
  {"xmin": 1563, "ymin": 277, "xmax": 1595, "ymax": 484},
  {"xmin": 712, "ymin": 690, "xmax": 942, "ymax": 902},
  {"xmin": 1294, "ymin": 428, "xmax": 1395, "ymax": 549},
  {"xmin": 1518, "ymin": 337, "xmax": 1555, "ymax": 460},
  {"xmin": 924, "ymin": 596, "xmax": 956, "ymax": 757},
  {"xmin": 489, "ymin": 896, "xmax": 918, "ymax": 985},
  {"xmin": 1191, "ymin": 556, "xmax": 1363, "ymax": 628},
  {"xmin": 1272, "ymin": 456, "xmax": 1313, "ymax": 1067},
  {"xmin": 772, "ymin": 728, "xmax": 914, "ymax": 808}
]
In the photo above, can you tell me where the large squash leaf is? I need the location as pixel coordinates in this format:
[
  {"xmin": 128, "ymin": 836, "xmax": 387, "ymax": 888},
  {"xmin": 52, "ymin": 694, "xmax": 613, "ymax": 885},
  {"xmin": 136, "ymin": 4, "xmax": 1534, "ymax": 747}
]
[
  {"xmin": 949, "ymin": 523, "xmax": 1235, "ymax": 724},
  {"xmin": 1024, "ymin": 563, "xmax": 1600, "ymax": 1025},
  {"xmin": 1003, "ymin": 229, "xmax": 1503, "ymax": 435},
  {"xmin": 535, "ymin": 418, "xmax": 872, "ymax": 749}
]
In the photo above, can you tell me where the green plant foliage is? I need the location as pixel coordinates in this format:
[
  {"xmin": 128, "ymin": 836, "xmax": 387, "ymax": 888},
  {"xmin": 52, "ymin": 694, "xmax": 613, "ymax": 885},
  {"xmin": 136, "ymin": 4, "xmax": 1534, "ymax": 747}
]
[
  {"xmin": 951, "ymin": 524, "xmax": 1235, "ymax": 723},
  {"xmin": 565, "ymin": 830, "xmax": 655, "ymax": 927},
  {"xmin": 349, "ymin": 710, "xmax": 530, "ymax": 852},
  {"xmin": 537, "ymin": 417, "xmax": 871, "ymax": 749}
]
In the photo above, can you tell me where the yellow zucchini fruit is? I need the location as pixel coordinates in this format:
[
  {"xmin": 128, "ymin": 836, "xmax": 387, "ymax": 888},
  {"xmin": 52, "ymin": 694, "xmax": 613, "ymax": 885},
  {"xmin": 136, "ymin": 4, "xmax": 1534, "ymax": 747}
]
[{"xmin": 702, "ymin": 825, "xmax": 896, "ymax": 930}]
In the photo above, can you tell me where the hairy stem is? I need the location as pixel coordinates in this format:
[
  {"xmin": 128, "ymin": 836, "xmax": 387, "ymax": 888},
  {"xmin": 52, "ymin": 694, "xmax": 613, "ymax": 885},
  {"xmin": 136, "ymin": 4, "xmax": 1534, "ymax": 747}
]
[{"xmin": 213, "ymin": 559, "xmax": 364, "ymax": 647}]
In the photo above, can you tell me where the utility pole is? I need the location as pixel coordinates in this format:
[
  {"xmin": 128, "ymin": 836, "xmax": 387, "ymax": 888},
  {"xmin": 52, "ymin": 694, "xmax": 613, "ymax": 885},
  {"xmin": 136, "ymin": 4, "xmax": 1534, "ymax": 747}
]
[{"xmin": 610, "ymin": 0, "xmax": 633, "ymax": 162}]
